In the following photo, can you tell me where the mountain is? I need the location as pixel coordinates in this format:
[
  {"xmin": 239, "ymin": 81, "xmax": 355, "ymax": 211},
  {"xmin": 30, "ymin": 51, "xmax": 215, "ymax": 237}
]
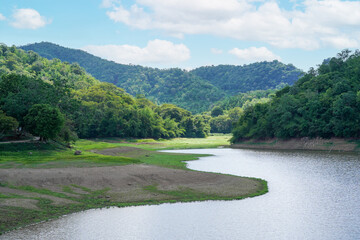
[
  {"xmin": 191, "ymin": 62, "xmax": 302, "ymax": 95},
  {"xmin": 20, "ymin": 42, "xmax": 303, "ymax": 113},
  {"xmin": 231, "ymin": 49, "xmax": 360, "ymax": 142}
]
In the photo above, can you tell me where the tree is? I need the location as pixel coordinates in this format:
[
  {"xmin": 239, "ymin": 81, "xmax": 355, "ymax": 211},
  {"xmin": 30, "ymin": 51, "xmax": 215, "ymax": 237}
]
[
  {"xmin": 24, "ymin": 104, "xmax": 65, "ymax": 141},
  {"xmin": 211, "ymin": 106, "xmax": 224, "ymax": 117},
  {"xmin": 228, "ymin": 107, "xmax": 243, "ymax": 123},
  {"xmin": 210, "ymin": 115, "xmax": 232, "ymax": 133},
  {"xmin": 0, "ymin": 74, "xmax": 57, "ymax": 125},
  {"xmin": 0, "ymin": 110, "xmax": 19, "ymax": 139}
]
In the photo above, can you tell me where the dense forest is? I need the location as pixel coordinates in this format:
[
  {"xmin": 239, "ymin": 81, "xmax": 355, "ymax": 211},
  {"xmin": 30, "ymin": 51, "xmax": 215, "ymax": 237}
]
[
  {"xmin": 213, "ymin": 89, "xmax": 276, "ymax": 111},
  {"xmin": 191, "ymin": 62, "xmax": 301, "ymax": 95},
  {"xmin": 20, "ymin": 42, "xmax": 303, "ymax": 113},
  {"xmin": 231, "ymin": 50, "xmax": 360, "ymax": 142},
  {"xmin": 0, "ymin": 44, "xmax": 211, "ymax": 142}
]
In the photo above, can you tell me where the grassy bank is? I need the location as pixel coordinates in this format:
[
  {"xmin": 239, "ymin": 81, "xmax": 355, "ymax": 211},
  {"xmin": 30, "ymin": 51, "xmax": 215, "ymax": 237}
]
[
  {"xmin": 0, "ymin": 135, "xmax": 268, "ymax": 235},
  {"xmin": 0, "ymin": 135, "xmax": 231, "ymax": 169}
]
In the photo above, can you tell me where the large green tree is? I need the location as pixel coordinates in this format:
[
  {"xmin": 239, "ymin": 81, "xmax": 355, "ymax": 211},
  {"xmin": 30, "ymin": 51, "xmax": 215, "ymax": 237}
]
[
  {"xmin": 0, "ymin": 110, "xmax": 19, "ymax": 139},
  {"xmin": 24, "ymin": 104, "xmax": 65, "ymax": 141}
]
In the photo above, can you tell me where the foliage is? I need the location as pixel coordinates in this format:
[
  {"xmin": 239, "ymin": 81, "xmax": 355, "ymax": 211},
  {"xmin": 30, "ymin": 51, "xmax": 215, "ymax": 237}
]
[
  {"xmin": 0, "ymin": 43, "xmax": 98, "ymax": 89},
  {"xmin": 0, "ymin": 44, "xmax": 210, "ymax": 140},
  {"xmin": 211, "ymin": 106, "xmax": 224, "ymax": 117},
  {"xmin": 0, "ymin": 110, "xmax": 18, "ymax": 138},
  {"xmin": 20, "ymin": 42, "xmax": 303, "ymax": 113},
  {"xmin": 213, "ymin": 89, "xmax": 276, "ymax": 110},
  {"xmin": 191, "ymin": 61, "xmax": 303, "ymax": 95},
  {"xmin": 232, "ymin": 50, "xmax": 360, "ymax": 142},
  {"xmin": 24, "ymin": 104, "xmax": 65, "ymax": 141},
  {"xmin": 210, "ymin": 115, "xmax": 232, "ymax": 133}
]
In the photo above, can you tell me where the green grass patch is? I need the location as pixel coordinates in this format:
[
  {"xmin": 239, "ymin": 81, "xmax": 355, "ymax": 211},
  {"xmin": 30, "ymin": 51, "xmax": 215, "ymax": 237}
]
[
  {"xmin": 322, "ymin": 142, "xmax": 334, "ymax": 146},
  {"xmin": 143, "ymin": 184, "xmax": 218, "ymax": 200},
  {"xmin": 77, "ymin": 135, "xmax": 231, "ymax": 151},
  {"xmin": 138, "ymin": 152, "xmax": 209, "ymax": 169},
  {"xmin": 0, "ymin": 136, "xmax": 229, "ymax": 169},
  {"xmin": 0, "ymin": 142, "xmax": 139, "ymax": 168},
  {"xmin": 0, "ymin": 183, "xmax": 116, "ymax": 234},
  {"xmin": 347, "ymin": 139, "xmax": 360, "ymax": 149},
  {"xmin": 0, "ymin": 193, "xmax": 13, "ymax": 199}
]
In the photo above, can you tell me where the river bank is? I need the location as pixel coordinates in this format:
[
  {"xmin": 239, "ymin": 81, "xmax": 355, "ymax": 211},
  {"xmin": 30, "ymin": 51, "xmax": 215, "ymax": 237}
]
[
  {"xmin": 232, "ymin": 137, "xmax": 360, "ymax": 152},
  {"xmin": 0, "ymin": 136, "xmax": 267, "ymax": 234}
]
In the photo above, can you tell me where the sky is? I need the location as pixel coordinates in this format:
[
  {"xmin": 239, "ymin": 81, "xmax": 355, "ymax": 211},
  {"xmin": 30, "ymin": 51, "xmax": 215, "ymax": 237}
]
[{"xmin": 1, "ymin": 0, "xmax": 360, "ymax": 71}]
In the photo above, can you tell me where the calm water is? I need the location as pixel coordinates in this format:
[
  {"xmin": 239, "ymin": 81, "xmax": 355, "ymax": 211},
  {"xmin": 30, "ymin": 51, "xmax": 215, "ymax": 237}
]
[{"xmin": 2, "ymin": 148, "xmax": 360, "ymax": 240}]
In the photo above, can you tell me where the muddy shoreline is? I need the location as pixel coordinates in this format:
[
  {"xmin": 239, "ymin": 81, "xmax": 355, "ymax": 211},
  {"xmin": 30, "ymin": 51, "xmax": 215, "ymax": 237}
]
[
  {"xmin": 0, "ymin": 164, "xmax": 263, "ymax": 206},
  {"xmin": 231, "ymin": 138, "xmax": 359, "ymax": 152}
]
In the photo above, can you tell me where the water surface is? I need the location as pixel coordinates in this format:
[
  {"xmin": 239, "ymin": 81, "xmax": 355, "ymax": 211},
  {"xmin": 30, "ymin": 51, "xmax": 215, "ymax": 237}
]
[{"xmin": 2, "ymin": 148, "xmax": 360, "ymax": 240}]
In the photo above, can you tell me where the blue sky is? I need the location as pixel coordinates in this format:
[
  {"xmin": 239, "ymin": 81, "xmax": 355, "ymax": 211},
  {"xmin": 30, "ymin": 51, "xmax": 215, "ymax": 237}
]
[{"xmin": 1, "ymin": 0, "xmax": 360, "ymax": 71}]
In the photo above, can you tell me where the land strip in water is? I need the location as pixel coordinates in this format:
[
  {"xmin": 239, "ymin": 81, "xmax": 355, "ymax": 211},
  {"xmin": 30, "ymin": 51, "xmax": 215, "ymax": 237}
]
[{"xmin": 0, "ymin": 136, "xmax": 267, "ymax": 234}]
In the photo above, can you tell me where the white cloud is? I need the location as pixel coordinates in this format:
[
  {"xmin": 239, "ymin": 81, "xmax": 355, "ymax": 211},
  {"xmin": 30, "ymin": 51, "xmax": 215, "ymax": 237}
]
[
  {"xmin": 211, "ymin": 48, "xmax": 223, "ymax": 54},
  {"xmin": 0, "ymin": 13, "xmax": 6, "ymax": 21},
  {"xmin": 101, "ymin": 0, "xmax": 120, "ymax": 8},
  {"xmin": 229, "ymin": 47, "xmax": 281, "ymax": 63},
  {"xmin": 82, "ymin": 39, "xmax": 190, "ymax": 65},
  {"xmin": 10, "ymin": 9, "xmax": 50, "ymax": 29},
  {"xmin": 103, "ymin": 0, "xmax": 360, "ymax": 50}
]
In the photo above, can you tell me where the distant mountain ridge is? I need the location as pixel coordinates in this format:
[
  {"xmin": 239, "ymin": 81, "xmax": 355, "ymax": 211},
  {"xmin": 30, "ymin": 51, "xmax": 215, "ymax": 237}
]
[
  {"xmin": 20, "ymin": 42, "xmax": 303, "ymax": 113},
  {"xmin": 192, "ymin": 62, "xmax": 302, "ymax": 95}
]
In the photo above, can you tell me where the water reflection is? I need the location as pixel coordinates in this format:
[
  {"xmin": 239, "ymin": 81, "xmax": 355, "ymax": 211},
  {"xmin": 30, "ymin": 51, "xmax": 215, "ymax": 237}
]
[{"xmin": 2, "ymin": 149, "xmax": 360, "ymax": 240}]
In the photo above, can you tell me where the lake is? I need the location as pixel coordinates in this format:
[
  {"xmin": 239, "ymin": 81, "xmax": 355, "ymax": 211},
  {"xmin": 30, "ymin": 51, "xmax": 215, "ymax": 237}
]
[{"xmin": 2, "ymin": 148, "xmax": 360, "ymax": 240}]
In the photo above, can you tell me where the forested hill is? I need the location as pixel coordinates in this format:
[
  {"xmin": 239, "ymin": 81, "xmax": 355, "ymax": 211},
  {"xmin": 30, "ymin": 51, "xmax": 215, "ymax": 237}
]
[
  {"xmin": 231, "ymin": 50, "xmax": 360, "ymax": 142},
  {"xmin": 20, "ymin": 42, "xmax": 303, "ymax": 113},
  {"xmin": 20, "ymin": 42, "xmax": 224, "ymax": 113},
  {"xmin": 191, "ymin": 62, "xmax": 302, "ymax": 95},
  {"xmin": 0, "ymin": 44, "xmax": 211, "ymax": 141}
]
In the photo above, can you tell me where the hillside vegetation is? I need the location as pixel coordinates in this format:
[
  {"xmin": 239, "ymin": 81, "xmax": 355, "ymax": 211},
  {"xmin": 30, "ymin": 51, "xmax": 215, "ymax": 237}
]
[
  {"xmin": 191, "ymin": 62, "xmax": 301, "ymax": 95},
  {"xmin": 20, "ymin": 42, "xmax": 303, "ymax": 113},
  {"xmin": 232, "ymin": 50, "xmax": 360, "ymax": 142},
  {"xmin": 0, "ymin": 44, "xmax": 210, "ymax": 141}
]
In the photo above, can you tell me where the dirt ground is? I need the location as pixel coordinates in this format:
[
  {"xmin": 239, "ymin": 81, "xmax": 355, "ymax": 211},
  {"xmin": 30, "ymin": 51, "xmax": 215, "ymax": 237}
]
[{"xmin": 0, "ymin": 163, "xmax": 263, "ymax": 209}]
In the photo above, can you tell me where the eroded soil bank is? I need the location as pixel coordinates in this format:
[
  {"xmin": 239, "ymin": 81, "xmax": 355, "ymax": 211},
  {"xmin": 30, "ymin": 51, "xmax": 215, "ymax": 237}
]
[{"xmin": 232, "ymin": 138, "xmax": 359, "ymax": 152}]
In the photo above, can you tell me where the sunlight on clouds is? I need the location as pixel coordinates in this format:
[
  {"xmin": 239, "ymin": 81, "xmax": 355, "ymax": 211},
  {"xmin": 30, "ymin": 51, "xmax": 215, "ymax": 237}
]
[
  {"xmin": 10, "ymin": 9, "xmax": 50, "ymax": 29},
  {"xmin": 103, "ymin": 0, "xmax": 360, "ymax": 50},
  {"xmin": 229, "ymin": 47, "xmax": 281, "ymax": 63},
  {"xmin": 82, "ymin": 39, "xmax": 190, "ymax": 65},
  {"xmin": 0, "ymin": 13, "xmax": 6, "ymax": 21}
]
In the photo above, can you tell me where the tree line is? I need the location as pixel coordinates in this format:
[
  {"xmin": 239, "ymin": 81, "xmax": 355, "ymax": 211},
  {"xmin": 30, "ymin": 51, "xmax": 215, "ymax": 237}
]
[{"xmin": 231, "ymin": 50, "xmax": 360, "ymax": 142}]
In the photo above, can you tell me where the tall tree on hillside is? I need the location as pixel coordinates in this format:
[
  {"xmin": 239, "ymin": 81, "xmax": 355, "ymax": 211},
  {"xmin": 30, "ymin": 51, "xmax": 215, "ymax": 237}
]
[{"xmin": 24, "ymin": 104, "xmax": 64, "ymax": 141}]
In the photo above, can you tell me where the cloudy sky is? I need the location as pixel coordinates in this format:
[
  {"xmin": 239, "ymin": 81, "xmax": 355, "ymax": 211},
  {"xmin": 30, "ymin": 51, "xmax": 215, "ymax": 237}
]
[{"xmin": 1, "ymin": 0, "xmax": 360, "ymax": 71}]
